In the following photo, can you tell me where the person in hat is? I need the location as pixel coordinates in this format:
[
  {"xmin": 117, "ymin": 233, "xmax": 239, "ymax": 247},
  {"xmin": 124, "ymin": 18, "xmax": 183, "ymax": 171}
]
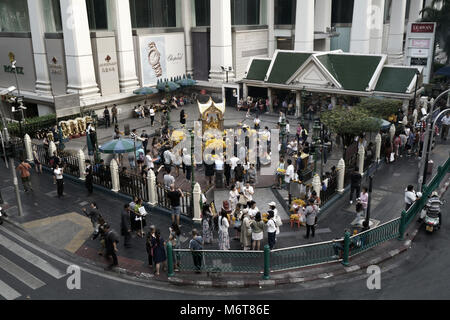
[
  {"xmin": 218, "ymin": 201, "xmax": 231, "ymax": 250},
  {"xmin": 268, "ymin": 201, "xmax": 281, "ymax": 235}
]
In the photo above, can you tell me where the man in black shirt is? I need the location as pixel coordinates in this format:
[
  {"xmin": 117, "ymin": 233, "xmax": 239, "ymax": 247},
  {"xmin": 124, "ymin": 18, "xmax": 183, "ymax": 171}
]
[
  {"xmin": 104, "ymin": 223, "xmax": 119, "ymax": 269},
  {"xmin": 121, "ymin": 204, "xmax": 132, "ymax": 248},
  {"xmin": 167, "ymin": 184, "xmax": 184, "ymax": 226},
  {"xmin": 234, "ymin": 162, "xmax": 245, "ymax": 191},
  {"xmin": 82, "ymin": 202, "xmax": 101, "ymax": 239},
  {"xmin": 349, "ymin": 167, "xmax": 362, "ymax": 205},
  {"xmin": 104, "ymin": 106, "xmax": 110, "ymax": 128}
]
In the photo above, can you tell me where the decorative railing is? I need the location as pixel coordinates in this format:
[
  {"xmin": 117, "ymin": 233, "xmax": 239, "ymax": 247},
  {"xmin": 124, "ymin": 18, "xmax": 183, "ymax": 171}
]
[
  {"xmin": 119, "ymin": 171, "xmax": 149, "ymax": 202},
  {"xmin": 156, "ymin": 183, "xmax": 193, "ymax": 217}
]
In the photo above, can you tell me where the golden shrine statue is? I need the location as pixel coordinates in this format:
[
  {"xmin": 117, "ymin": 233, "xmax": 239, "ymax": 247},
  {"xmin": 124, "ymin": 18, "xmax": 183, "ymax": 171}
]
[
  {"xmin": 75, "ymin": 117, "xmax": 87, "ymax": 136},
  {"xmin": 68, "ymin": 120, "xmax": 80, "ymax": 137},
  {"xmin": 198, "ymin": 97, "xmax": 225, "ymax": 134},
  {"xmin": 59, "ymin": 121, "xmax": 70, "ymax": 139}
]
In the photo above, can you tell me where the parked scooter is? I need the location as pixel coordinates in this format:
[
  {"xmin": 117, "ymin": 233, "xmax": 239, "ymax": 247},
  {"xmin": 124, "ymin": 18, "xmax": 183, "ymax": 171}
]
[
  {"xmin": 0, "ymin": 206, "xmax": 7, "ymax": 225},
  {"xmin": 421, "ymin": 192, "xmax": 444, "ymax": 233}
]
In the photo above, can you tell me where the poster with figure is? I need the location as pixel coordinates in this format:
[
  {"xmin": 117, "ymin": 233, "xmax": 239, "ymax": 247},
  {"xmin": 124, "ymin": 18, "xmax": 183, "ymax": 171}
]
[{"xmin": 138, "ymin": 33, "xmax": 186, "ymax": 86}]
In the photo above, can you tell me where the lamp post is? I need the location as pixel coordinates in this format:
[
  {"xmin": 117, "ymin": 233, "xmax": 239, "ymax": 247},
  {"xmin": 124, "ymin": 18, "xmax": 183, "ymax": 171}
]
[
  {"xmin": 419, "ymin": 87, "xmax": 450, "ymax": 190},
  {"xmin": 362, "ymin": 175, "xmax": 373, "ymax": 231},
  {"xmin": 189, "ymin": 128, "xmax": 195, "ymax": 215},
  {"xmin": 312, "ymin": 120, "xmax": 321, "ymax": 174},
  {"xmin": 279, "ymin": 116, "xmax": 287, "ymax": 157}
]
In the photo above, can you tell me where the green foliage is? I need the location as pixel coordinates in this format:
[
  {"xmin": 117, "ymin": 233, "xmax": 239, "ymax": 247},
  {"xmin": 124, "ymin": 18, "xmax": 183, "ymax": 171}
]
[
  {"xmin": 356, "ymin": 98, "xmax": 402, "ymax": 119},
  {"xmin": 321, "ymin": 106, "xmax": 381, "ymax": 148},
  {"xmin": 421, "ymin": 0, "xmax": 450, "ymax": 64},
  {"xmin": 1, "ymin": 114, "xmax": 57, "ymax": 138}
]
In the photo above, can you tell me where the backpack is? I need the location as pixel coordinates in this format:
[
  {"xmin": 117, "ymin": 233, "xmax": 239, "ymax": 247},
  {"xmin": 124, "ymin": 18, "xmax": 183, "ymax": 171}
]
[{"xmin": 274, "ymin": 214, "xmax": 283, "ymax": 227}]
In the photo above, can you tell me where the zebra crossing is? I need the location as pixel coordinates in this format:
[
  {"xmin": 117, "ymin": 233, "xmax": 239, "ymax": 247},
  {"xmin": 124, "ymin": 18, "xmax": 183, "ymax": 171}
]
[{"xmin": 0, "ymin": 228, "xmax": 67, "ymax": 300}]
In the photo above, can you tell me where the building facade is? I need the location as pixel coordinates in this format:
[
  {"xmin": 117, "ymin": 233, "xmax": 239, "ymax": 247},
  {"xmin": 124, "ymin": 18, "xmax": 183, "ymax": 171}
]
[{"xmin": 0, "ymin": 0, "xmax": 437, "ymax": 118}]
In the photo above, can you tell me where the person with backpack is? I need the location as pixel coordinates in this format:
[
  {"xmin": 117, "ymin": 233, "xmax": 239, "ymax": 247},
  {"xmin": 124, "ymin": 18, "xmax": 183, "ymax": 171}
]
[
  {"xmin": 189, "ymin": 229, "xmax": 203, "ymax": 273},
  {"xmin": 304, "ymin": 198, "xmax": 318, "ymax": 239}
]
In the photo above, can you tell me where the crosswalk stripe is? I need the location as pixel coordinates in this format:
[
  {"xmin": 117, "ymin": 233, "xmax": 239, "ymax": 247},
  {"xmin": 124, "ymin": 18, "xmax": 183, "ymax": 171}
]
[
  {"xmin": 0, "ymin": 234, "xmax": 65, "ymax": 279},
  {"xmin": 0, "ymin": 279, "xmax": 21, "ymax": 300},
  {"xmin": 0, "ymin": 255, "xmax": 46, "ymax": 290}
]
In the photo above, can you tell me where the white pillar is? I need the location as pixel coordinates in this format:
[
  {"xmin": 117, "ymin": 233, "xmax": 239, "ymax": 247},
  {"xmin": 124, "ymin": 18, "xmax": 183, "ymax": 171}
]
[
  {"xmin": 312, "ymin": 174, "xmax": 321, "ymax": 197},
  {"xmin": 243, "ymin": 83, "xmax": 248, "ymax": 100},
  {"xmin": 358, "ymin": 144, "xmax": 365, "ymax": 175},
  {"xmin": 110, "ymin": 0, "xmax": 139, "ymax": 93},
  {"xmin": 413, "ymin": 108, "xmax": 418, "ymax": 125},
  {"xmin": 389, "ymin": 124, "xmax": 396, "ymax": 142},
  {"xmin": 369, "ymin": 0, "xmax": 385, "ymax": 54},
  {"xmin": 402, "ymin": 115, "xmax": 408, "ymax": 126},
  {"xmin": 110, "ymin": 158, "xmax": 120, "ymax": 192},
  {"xmin": 314, "ymin": 0, "xmax": 332, "ymax": 51},
  {"xmin": 77, "ymin": 149, "xmax": 86, "ymax": 180},
  {"xmin": 27, "ymin": 0, "xmax": 52, "ymax": 94},
  {"xmin": 49, "ymin": 141, "xmax": 57, "ymax": 158},
  {"xmin": 350, "ymin": 0, "xmax": 372, "ymax": 54},
  {"xmin": 331, "ymin": 95, "xmax": 337, "ymax": 108},
  {"xmin": 409, "ymin": 0, "xmax": 424, "ymax": 22},
  {"xmin": 337, "ymin": 158, "xmax": 345, "ymax": 193},
  {"xmin": 387, "ymin": 0, "xmax": 407, "ymax": 65},
  {"xmin": 375, "ymin": 133, "xmax": 382, "ymax": 162},
  {"xmin": 209, "ymin": 0, "xmax": 234, "ymax": 81},
  {"xmin": 295, "ymin": 91, "xmax": 302, "ymax": 118},
  {"xmin": 193, "ymin": 182, "xmax": 202, "ymax": 223},
  {"xmin": 402, "ymin": 99, "xmax": 409, "ymax": 113},
  {"xmin": 268, "ymin": 88, "xmax": 273, "ymax": 113},
  {"xmin": 182, "ymin": 0, "xmax": 194, "ymax": 74},
  {"xmin": 24, "ymin": 134, "xmax": 33, "ymax": 162},
  {"xmin": 60, "ymin": 0, "xmax": 99, "ymax": 97},
  {"xmin": 147, "ymin": 168, "xmax": 157, "ymax": 206},
  {"xmin": 294, "ymin": 0, "xmax": 314, "ymax": 51},
  {"xmin": 267, "ymin": 0, "xmax": 275, "ymax": 57}
]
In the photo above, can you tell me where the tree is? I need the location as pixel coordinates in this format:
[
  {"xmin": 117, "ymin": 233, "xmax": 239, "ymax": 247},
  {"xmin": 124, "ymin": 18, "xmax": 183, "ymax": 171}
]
[
  {"xmin": 321, "ymin": 106, "xmax": 381, "ymax": 157},
  {"xmin": 421, "ymin": 0, "xmax": 450, "ymax": 64},
  {"xmin": 356, "ymin": 98, "xmax": 402, "ymax": 119}
]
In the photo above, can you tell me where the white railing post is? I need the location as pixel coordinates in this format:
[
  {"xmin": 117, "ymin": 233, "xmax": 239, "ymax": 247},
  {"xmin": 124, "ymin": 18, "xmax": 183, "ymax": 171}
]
[
  {"xmin": 110, "ymin": 158, "xmax": 120, "ymax": 192},
  {"xmin": 48, "ymin": 141, "xmax": 56, "ymax": 158},
  {"xmin": 24, "ymin": 134, "xmax": 33, "ymax": 162},
  {"xmin": 312, "ymin": 174, "xmax": 321, "ymax": 196},
  {"xmin": 389, "ymin": 124, "xmax": 396, "ymax": 142},
  {"xmin": 337, "ymin": 158, "xmax": 345, "ymax": 193},
  {"xmin": 77, "ymin": 149, "xmax": 86, "ymax": 180},
  {"xmin": 148, "ymin": 169, "xmax": 157, "ymax": 205},
  {"xmin": 358, "ymin": 144, "xmax": 365, "ymax": 176},
  {"xmin": 193, "ymin": 182, "xmax": 202, "ymax": 223},
  {"xmin": 375, "ymin": 133, "xmax": 382, "ymax": 163}
]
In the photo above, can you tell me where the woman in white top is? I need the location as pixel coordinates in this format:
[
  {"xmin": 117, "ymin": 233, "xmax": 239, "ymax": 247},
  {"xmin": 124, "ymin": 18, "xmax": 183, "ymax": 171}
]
[
  {"xmin": 53, "ymin": 164, "xmax": 64, "ymax": 198},
  {"xmin": 149, "ymin": 106, "xmax": 155, "ymax": 126},
  {"xmin": 229, "ymin": 185, "xmax": 239, "ymax": 211},
  {"xmin": 243, "ymin": 183, "xmax": 254, "ymax": 202},
  {"xmin": 218, "ymin": 210, "xmax": 230, "ymax": 250},
  {"xmin": 266, "ymin": 211, "xmax": 277, "ymax": 250}
]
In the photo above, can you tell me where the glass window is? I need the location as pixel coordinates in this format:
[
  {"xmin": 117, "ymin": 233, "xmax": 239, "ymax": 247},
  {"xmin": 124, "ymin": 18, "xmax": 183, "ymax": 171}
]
[
  {"xmin": 42, "ymin": 0, "xmax": 62, "ymax": 32},
  {"xmin": 0, "ymin": 0, "xmax": 30, "ymax": 32},
  {"xmin": 231, "ymin": 0, "xmax": 260, "ymax": 25},
  {"xmin": 195, "ymin": 0, "xmax": 210, "ymax": 26},
  {"xmin": 86, "ymin": 0, "xmax": 109, "ymax": 30},
  {"xmin": 129, "ymin": 0, "xmax": 177, "ymax": 28},
  {"xmin": 331, "ymin": 0, "xmax": 354, "ymax": 24},
  {"xmin": 274, "ymin": 0, "xmax": 296, "ymax": 25}
]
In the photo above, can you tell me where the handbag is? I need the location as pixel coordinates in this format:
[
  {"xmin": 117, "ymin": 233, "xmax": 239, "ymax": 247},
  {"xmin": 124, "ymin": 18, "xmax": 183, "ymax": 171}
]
[{"xmin": 390, "ymin": 152, "xmax": 395, "ymax": 163}]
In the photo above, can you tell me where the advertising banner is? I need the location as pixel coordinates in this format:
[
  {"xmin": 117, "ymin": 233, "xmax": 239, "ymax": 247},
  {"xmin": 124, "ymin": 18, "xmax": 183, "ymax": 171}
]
[
  {"xmin": 405, "ymin": 22, "xmax": 436, "ymax": 84},
  {"xmin": 138, "ymin": 33, "xmax": 186, "ymax": 86}
]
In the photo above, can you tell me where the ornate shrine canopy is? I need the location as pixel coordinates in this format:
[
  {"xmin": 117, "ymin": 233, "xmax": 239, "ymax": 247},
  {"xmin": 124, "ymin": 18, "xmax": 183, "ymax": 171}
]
[
  {"xmin": 241, "ymin": 49, "xmax": 423, "ymax": 100},
  {"xmin": 197, "ymin": 96, "xmax": 225, "ymax": 132}
]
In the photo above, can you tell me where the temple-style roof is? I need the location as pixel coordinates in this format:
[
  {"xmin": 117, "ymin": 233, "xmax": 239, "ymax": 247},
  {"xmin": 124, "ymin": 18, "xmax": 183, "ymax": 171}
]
[
  {"xmin": 242, "ymin": 49, "xmax": 423, "ymax": 99},
  {"xmin": 197, "ymin": 96, "xmax": 225, "ymax": 115}
]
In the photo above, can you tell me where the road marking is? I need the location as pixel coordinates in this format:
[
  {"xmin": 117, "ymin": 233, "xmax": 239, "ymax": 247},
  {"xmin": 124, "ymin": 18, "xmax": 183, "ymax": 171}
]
[
  {"xmin": 0, "ymin": 255, "xmax": 46, "ymax": 290},
  {"xmin": 0, "ymin": 279, "xmax": 21, "ymax": 300},
  {"xmin": 344, "ymin": 265, "xmax": 360, "ymax": 272},
  {"xmin": 389, "ymin": 249, "xmax": 400, "ymax": 257},
  {"xmin": 0, "ymin": 234, "xmax": 65, "ymax": 279}
]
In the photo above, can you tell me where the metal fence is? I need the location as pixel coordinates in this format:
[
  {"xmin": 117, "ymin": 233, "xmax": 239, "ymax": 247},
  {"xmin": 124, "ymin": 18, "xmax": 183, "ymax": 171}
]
[
  {"xmin": 92, "ymin": 165, "xmax": 112, "ymax": 190},
  {"xmin": 59, "ymin": 152, "xmax": 80, "ymax": 177},
  {"xmin": 174, "ymin": 249, "xmax": 264, "ymax": 273},
  {"xmin": 119, "ymin": 171, "xmax": 149, "ymax": 202},
  {"xmin": 156, "ymin": 184, "xmax": 193, "ymax": 217},
  {"xmin": 270, "ymin": 240, "xmax": 340, "ymax": 271},
  {"xmin": 320, "ymin": 173, "xmax": 338, "ymax": 204}
]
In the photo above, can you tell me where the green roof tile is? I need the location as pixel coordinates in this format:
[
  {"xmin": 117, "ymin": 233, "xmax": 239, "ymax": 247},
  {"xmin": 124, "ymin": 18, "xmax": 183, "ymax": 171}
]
[
  {"xmin": 374, "ymin": 67, "xmax": 416, "ymax": 93},
  {"xmin": 266, "ymin": 52, "xmax": 312, "ymax": 84},
  {"xmin": 245, "ymin": 59, "xmax": 272, "ymax": 81},
  {"xmin": 317, "ymin": 54, "xmax": 382, "ymax": 91}
]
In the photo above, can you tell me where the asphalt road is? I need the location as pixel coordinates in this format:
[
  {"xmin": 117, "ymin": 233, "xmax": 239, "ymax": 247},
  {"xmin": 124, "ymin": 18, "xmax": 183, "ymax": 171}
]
[{"xmin": 0, "ymin": 188, "xmax": 449, "ymax": 301}]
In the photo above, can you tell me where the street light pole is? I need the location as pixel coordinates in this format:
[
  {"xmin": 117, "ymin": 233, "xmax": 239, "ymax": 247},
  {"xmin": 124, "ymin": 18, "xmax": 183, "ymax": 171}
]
[
  {"xmin": 362, "ymin": 175, "xmax": 373, "ymax": 231},
  {"xmin": 190, "ymin": 129, "xmax": 195, "ymax": 215},
  {"xmin": 418, "ymin": 88, "xmax": 450, "ymax": 191}
]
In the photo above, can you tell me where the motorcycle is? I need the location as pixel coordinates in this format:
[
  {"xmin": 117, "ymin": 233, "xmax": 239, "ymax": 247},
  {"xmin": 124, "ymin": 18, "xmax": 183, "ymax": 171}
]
[
  {"xmin": 0, "ymin": 206, "xmax": 7, "ymax": 225},
  {"xmin": 421, "ymin": 193, "xmax": 444, "ymax": 233}
]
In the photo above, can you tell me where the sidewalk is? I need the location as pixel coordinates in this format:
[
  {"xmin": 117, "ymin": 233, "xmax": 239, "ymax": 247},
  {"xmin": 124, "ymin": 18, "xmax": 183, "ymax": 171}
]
[{"xmin": 2, "ymin": 135, "xmax": 448, "ymax": 286}]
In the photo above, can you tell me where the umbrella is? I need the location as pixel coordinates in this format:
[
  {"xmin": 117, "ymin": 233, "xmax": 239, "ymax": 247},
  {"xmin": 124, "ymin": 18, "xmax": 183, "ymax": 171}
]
[
  {"xmin": 156, "ymin": 80, "xmax": 180, "ymax": 92},
  {"xmin": 99, "ymin": 139, "xmax": 142, "ymax": 154},
  {"xmin": 133, "ymin": 87, "xmax": 159, "ymax": 95},
  {"xmin": 435, "ymin": 65, "xmax": 450, "ymax": 77},
  {"xmin": 176, "ymin": 74, "xmax": 196, "ymax": 87},
  {"xmin": 370, "ymin": 117, "xmax": 390, "ymax": 129}
]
